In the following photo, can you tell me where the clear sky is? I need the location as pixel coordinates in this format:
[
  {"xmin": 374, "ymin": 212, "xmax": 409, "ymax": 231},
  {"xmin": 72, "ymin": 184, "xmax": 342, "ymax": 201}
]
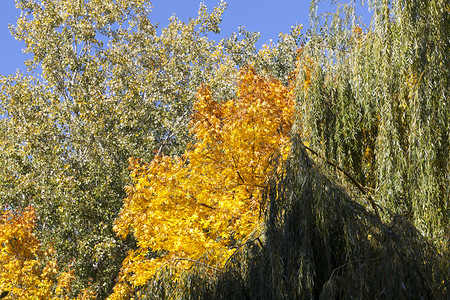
[{"xmin": 0, "ymin": 0, "xmax": 372, "ymax": 76}]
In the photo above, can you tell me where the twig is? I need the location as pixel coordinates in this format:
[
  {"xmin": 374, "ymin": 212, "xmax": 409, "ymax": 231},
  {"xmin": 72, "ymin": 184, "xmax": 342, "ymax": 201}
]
[
  {"xmin": 155, "ymin": 257, "xmax": 224, "ymax": 276},
  {"xmin": 356, "ymin": 15, "xmax": 368, "ymax": 31},
  {"xmin": 304, "ymin": 145, "xmax": 380, "ymax": 218},
  {"xmin": 236, "ymin": 170, "xmax": 246, "ymax": 184},
  {"xmin": 189, "ymin": 195, "xmax": 216, "ymax": 210},
  {"xmin": 199, "ymin": 202, "xmax": 216, "ymax": 210},
  {"xmin": 223, "ymin": 234, "xmax": 264, "ymax": 268},
  {"xmin": 328, "ymin": 256, "xmax": 382, "ymax": 282}
]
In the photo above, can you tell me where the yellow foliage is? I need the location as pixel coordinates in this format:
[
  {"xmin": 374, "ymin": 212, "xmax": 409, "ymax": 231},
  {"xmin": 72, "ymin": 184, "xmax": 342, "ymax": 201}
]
[
  {"xmin": 110, "ymin": 66, "xmax": 295, "ymax": 298},
  {"xmin": 353, "ymin": 25, "xmax": 364, "ymax": 42},
  {"xmin": 0, "ymin": 206, "xmax": 95, "ymax": 300}
]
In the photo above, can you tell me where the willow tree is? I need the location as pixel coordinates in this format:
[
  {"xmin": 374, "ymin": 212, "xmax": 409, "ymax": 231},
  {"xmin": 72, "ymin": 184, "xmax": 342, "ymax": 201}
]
[{"xmin": 297, "ymin": 0, "xmax": 449, "ymax": 242}]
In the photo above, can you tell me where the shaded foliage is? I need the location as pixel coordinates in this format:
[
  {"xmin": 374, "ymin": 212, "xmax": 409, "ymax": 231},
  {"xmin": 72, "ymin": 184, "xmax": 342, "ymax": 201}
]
[
  {"xmin": 257, "ymin": 134, "xmax": 448, "ymax": 299},
  {"xmin": 137, "ymin": 134, "xmax": 448, "ymax": 299}
]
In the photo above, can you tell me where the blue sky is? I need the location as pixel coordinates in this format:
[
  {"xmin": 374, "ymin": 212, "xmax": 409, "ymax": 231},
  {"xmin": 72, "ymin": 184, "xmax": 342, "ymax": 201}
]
[{"xmin": 0, "ymin": 0, "xmax": 372, "ymax": 76}]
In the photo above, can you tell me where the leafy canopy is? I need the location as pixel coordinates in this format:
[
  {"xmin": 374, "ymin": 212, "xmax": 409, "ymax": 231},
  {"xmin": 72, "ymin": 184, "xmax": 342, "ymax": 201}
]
[
  {"xmin": 0, "ymin": 0, "xmax": 239, "ymax": 296},
  {"xmin": 299, "ymin": 0, "xmax": 449, "ymax": 240},
  {"xmin": 110, "ymin": 66, "xmax": 295, "ymax": 298},
  {"xmin": 0, "ymin": 206, "xmax": 95, "ymax": 299}
]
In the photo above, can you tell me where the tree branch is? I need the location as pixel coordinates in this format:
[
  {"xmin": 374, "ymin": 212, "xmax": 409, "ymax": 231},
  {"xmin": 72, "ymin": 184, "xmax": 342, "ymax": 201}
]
[{"xmin": 304, "ymin": 145, "xmax": 380, "ymax": 218}]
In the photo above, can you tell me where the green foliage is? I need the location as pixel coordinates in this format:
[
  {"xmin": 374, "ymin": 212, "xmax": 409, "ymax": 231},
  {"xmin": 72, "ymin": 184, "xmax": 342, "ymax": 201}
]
[
  {"xmin": 222, "ymin": 24, "xmax": 304, "ymax": 84},
  {"xmin": 299, "ymin": 0, "xmax": 449, "ymax": 240},
  {"xmin": 0, "ymin": 0, "xmax": 239, "ymax": 296}
]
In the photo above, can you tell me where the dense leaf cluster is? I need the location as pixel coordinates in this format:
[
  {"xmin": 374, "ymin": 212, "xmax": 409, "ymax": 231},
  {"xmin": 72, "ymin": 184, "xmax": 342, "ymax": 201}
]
[{"xmin": 0, "ymin": 206, "xmax": 95, "ymax": 299}]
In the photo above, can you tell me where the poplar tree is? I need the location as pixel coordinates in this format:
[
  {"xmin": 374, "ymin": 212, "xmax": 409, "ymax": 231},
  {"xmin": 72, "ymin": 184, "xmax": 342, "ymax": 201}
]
[{"xmin": 0, "ymin": 0, "xmax": 237, "ymax": 296}]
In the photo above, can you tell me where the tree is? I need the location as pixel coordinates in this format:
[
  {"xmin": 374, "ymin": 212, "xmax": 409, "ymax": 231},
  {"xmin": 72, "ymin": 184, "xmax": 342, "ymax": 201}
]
[
  {"xmin": 129, "ymin": 1, "xmax": 448, "ymax": 298},
  {"xmin": 109, "ymin": 66, "xmax": 295, "ymax": 299},
  {"xmin": 297, "ymin": 0, "xmax": 449, "ymax": 242},
  {"xmin": 0, "ymin": 0, "xmax": 239, "ymax": 296},
  {"xmin": 0, "ymin": 206, "xmax": 95, "ymax": 299},
  {"xmin": 0, "ymin": 0, "xmax": 307, "ymax": 295},
  {"xmin": 222, "ymin": 24, "xmax": 304, "ymax": 84}
]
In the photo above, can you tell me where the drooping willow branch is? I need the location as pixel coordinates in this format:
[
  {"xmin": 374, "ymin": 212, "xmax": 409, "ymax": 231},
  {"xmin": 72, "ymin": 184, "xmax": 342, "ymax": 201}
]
[
  {"xmin": 304, "ymin": 145, "xmax": 380, "ymax": 218},
  {"xmin": 326, "ymin": 256, "xmax": 383, "ymax": 283},
  {"xmin": 154, "ymin": 257, "xmax": 224, "ymax": 276},
  {"xmin": 224, "ymin": 235, "xmax": 264, "ymax": 268}
]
